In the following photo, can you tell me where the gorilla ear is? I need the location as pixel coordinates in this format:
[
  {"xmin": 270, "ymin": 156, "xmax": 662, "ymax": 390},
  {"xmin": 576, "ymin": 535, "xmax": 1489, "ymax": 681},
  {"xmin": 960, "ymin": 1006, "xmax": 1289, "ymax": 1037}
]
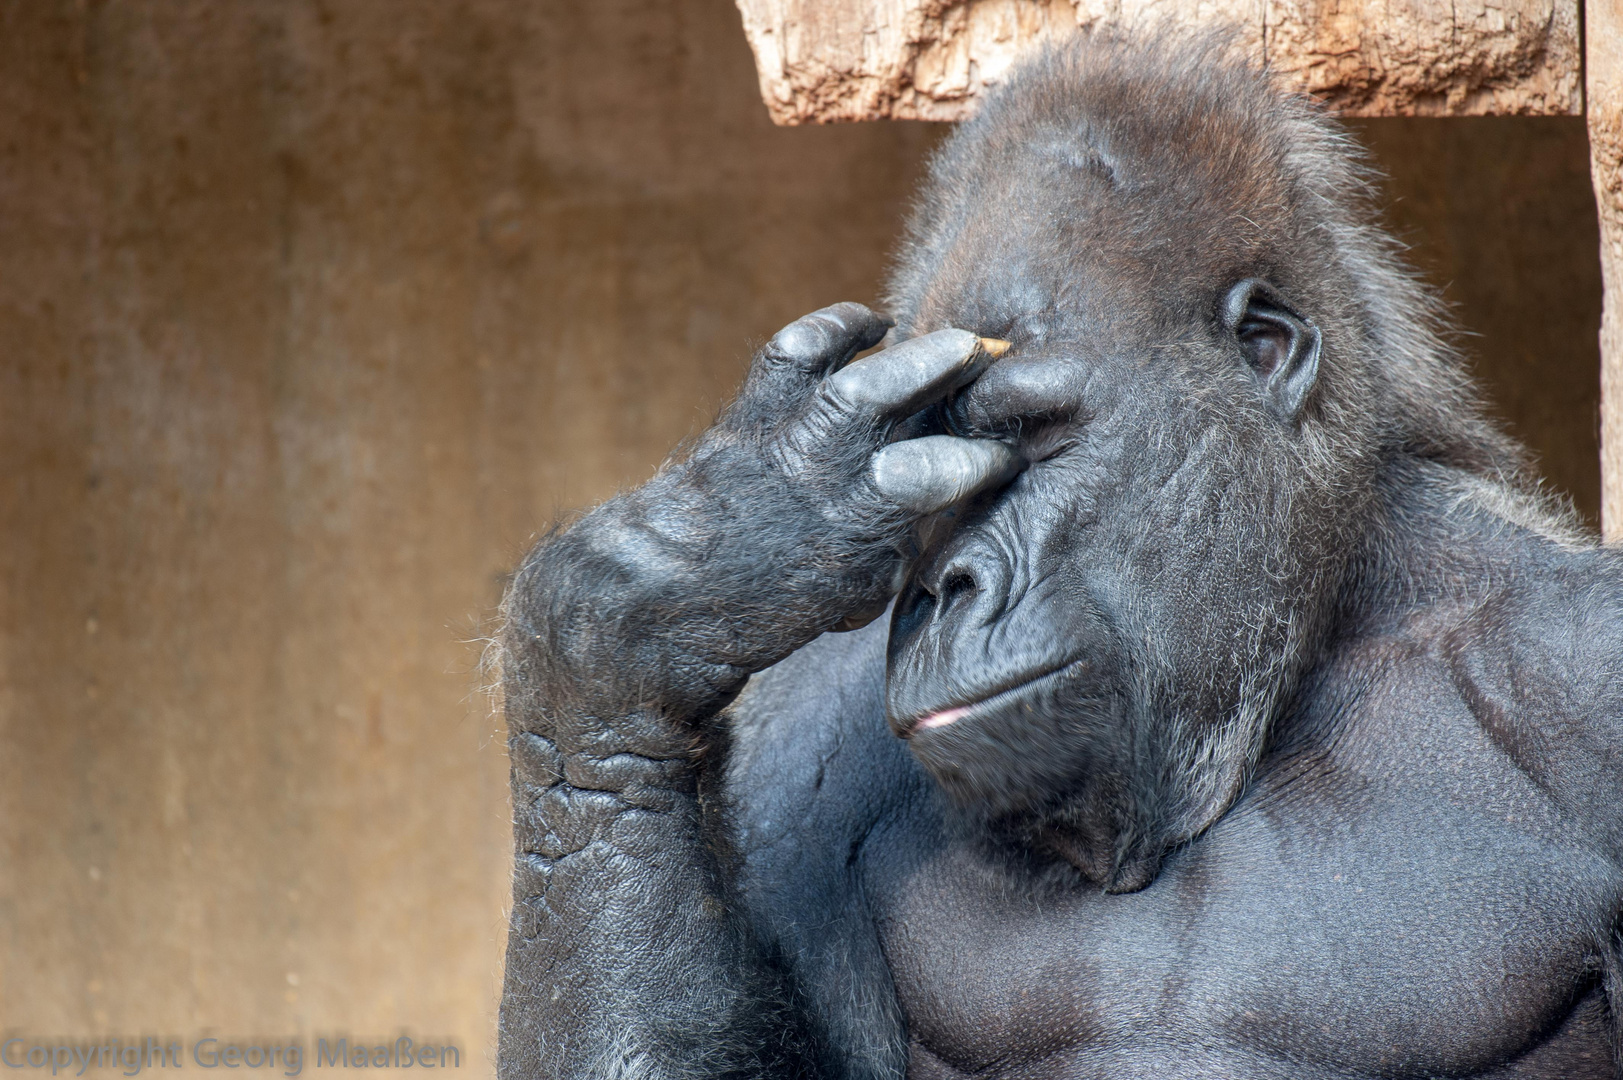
[{"xmin": 1221, "ymin": 279, "xmax": 1321, "ymax": 424}]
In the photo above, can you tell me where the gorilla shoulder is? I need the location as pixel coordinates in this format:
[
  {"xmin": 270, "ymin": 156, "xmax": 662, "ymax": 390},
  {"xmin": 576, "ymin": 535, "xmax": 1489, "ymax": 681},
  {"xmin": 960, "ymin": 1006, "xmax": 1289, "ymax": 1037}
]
[{"xmin": 1420, "ymin": 505, "xmax": 1623, "ymax": 856}]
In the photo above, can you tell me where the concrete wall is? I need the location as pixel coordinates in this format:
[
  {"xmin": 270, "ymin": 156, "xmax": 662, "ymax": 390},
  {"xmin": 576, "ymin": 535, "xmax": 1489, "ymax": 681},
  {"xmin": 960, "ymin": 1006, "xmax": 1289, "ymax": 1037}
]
[
  {"xmin": 0, "ymin": 0, "xmax": 1599, "ymax": 1075},
  {"xmin": 1354, "ymin": 116, "xmax": 1602, "ymax": 522}
]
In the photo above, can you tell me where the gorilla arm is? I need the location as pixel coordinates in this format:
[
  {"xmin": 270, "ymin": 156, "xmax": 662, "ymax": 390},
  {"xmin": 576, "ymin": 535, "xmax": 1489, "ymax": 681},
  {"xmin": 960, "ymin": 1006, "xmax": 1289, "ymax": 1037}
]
[
  {"xmin": 1437, "ymin": 538, "xmax": 1623, "ymax": 1052},
  {"xmin": 496, "ymin": 304, "xmax": 1018, "ymax": 1079}
]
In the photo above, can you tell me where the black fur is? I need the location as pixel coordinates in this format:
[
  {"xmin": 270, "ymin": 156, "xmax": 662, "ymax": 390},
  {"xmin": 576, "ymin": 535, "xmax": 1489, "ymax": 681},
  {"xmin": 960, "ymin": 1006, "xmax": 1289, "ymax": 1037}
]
[{"xmin": 496, "ymin": 30, "xmax": 1623, "ymax": 1079}]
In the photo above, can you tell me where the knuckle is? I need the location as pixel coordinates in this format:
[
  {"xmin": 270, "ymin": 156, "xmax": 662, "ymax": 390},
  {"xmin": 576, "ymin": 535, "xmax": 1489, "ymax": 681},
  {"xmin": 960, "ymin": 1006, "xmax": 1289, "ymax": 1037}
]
[
  {"xmin": 817, "ymin": 301, "xmax": 890, "ymax": 344},
  {"xmin": 814, "ymin": 300, "xmax": 873, "ymax": 326},
  {"xmin": 824, "ymin": 363, "xmax": 870, "ymax": 404},
  {"xmin": 758, "ymin": 304, "xmax": 892, "ymax": 383},
  {"xmin": 814, "ymin": 373, "xmax": 866, "ymax": 419},
  {"xmin": 766, "ymin": 317, "xmax": 836, "ymax": 364}
]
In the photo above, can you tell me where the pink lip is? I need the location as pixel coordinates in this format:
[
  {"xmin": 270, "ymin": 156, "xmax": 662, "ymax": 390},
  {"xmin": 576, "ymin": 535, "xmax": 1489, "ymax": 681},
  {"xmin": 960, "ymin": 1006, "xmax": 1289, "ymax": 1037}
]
[
  {"xmin": 915, "ymin": 705, "xmax": 971, "ymax": 730},
  {"xmin": 906, "ymin": 659, "xmax": 1088, "ymax": 735}
]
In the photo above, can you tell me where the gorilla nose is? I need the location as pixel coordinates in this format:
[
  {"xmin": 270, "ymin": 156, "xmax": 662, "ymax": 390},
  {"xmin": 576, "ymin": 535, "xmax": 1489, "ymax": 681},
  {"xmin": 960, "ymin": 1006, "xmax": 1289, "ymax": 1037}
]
[
  {"xmin": 886, "ymin": 542, "xmax": 1019, "ymax": 734},
  {"xmin": 903, "ymin": 545, "xmax": 1012, "ymax": 634},
  {"xmin": 926, "ymin": 559, "xmax": 981, "ymax": 616}
]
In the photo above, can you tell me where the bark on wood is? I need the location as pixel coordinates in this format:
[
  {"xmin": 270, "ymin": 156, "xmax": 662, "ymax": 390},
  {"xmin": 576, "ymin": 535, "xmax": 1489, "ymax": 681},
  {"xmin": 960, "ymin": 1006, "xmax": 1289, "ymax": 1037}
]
[
  {"xmin": 1590, "ymin": 0, "xmax": 1623, "ymax": 541},
  {"xmin": 734, "ymin": 0, "xmax": 1581, "ymax": 124}
]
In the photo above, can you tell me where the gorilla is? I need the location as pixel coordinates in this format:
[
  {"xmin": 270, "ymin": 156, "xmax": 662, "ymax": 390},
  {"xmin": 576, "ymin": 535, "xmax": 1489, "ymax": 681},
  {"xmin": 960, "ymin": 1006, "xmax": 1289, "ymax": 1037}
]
[{"xmin": 494, "ymin": 30, "xmax": 1623, "ymax": 1079}]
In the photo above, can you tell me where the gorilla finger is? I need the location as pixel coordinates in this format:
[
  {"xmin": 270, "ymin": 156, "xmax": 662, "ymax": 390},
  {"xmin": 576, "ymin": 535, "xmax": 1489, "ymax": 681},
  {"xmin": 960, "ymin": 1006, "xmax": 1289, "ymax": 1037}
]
[
  {"xmin": 761, "ymin": 302, "xmax": 892, "ymax": 379},
  {"xmin": 828, "ymin": 329, "xmax": 1009, "ymax": 419},
  {"xmin": 724, "ymin": 304, "xmax": 892, "ymax": 432},
  {"xmin": 870, "ymin": 436, "xmax": 1024, "ymax": 514},
  {"xmin": 946, "ymin": 357, "xmax": 1093, "ymax": 436}
]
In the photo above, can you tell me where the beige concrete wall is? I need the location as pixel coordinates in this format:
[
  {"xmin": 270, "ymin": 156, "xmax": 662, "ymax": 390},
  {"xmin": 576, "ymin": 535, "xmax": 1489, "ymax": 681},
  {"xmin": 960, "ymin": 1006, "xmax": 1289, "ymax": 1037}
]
[
  {"xmin": 0, "ymin": 0, "xmax": 937, "ymax": 1072},
  {"xmin": 0, "ymin": 1, "xmax": 1599, "ymax": 1076},
  {"xmin": 1355, "ymin": 116, "xmax": 1603, "ymax": 524}
]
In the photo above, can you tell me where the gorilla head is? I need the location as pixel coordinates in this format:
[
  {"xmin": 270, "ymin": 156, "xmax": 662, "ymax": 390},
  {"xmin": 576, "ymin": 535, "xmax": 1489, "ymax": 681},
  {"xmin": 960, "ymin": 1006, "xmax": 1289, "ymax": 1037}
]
[{"xmin": 879, "ymin": 34, "xmax": 1528, "ymax": 892}]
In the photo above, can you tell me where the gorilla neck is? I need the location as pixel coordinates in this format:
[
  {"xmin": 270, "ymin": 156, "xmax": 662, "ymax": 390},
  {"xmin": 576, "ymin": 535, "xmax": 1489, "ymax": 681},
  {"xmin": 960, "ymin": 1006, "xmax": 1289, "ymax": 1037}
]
[
  {"xmin": 1030, "ymin": 781, "xmax": 1169, "ymax": 894},
  {"xmin": 1342, "ymin": 458, "xmax": 1582, "ymax": 631},
  {"xmin": 948, "ymin": 688, "xmax": 1286, "ymax": 895},
  {"xmin": 963, "ymin": 780, "xmax": 1189, "ymax": 895}
]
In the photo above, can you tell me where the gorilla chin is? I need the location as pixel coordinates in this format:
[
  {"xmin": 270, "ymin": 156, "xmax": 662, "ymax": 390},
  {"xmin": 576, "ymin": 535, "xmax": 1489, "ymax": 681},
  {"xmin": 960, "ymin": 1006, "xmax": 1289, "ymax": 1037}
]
[
  {"xmin": 892, "ymin": 656, "xmax": 1118, "ymax": 811},
  {"xmin": 898, "ymin": 664, "xmax": 1145, "ymax": 883},
  {"xmin": 884, "ymin": 562, "xmax": 1254, "ymax": 895},
  {"xmin": 889, "ymin": 623, "xmax": 1272, "ymax": 893}
]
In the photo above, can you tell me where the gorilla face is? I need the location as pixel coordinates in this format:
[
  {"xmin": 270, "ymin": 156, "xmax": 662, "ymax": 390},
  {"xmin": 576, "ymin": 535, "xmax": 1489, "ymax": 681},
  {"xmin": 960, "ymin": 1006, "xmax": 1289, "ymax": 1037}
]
[
  {"xmin": 879, "ymin": 51, "xmax": 1379, "ymax": 891},
  {"xmin": 885, "ymin": 284, "xmax": 1336, "ymax": 891}
]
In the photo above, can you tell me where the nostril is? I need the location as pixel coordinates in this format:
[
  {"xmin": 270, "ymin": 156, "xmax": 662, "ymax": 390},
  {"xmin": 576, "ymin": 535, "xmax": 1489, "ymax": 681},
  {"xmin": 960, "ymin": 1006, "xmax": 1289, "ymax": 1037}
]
[
  {"xmin": 938, "ymin": 568, "xmax": 978, "ymax": 611},
  {"xmin": 892, "ymin": 586, "xmax": 936, "ymax": 640}
]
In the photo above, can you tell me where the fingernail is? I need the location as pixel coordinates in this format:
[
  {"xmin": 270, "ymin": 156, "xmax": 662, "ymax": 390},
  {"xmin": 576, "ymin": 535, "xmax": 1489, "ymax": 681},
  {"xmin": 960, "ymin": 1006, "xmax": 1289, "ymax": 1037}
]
[{"xmin": 978, "ymin": 337, "xmax": 1012, "ymax": 359}]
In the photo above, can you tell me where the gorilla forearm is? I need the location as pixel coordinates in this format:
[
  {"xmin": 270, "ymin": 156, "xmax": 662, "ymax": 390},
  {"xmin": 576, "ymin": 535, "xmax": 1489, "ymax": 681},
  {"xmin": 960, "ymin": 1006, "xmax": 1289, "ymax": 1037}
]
[
  {"xmin": 497, "ymin": 469, "xmax": 884, "ymax": 1075},
  {"xmin": 496, "ymin": 470, "xmax": 861, "ymax": 1077},
  {"xmin": 496, "ymin": 308, "xmax": 1016, "ymax": 1078},
  {"xmin": 497, "ymin": 479, "xmax": 837, "ymax": 1077},
  {"xmin": 499, "ymin": 720, "xmax": 804, "ymax": 1079}
]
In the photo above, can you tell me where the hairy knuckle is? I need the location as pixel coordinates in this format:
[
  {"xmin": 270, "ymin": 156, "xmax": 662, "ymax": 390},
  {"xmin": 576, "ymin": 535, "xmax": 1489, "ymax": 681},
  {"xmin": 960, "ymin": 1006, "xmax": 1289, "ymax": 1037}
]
[{"xmin": 769, "ymin": 316, "xmax": 837, "ymax": 363}]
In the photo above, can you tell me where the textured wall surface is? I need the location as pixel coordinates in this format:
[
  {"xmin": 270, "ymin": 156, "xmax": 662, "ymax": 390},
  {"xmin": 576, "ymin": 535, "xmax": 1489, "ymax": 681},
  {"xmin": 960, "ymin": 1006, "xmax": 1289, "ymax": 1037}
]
[
  {"xmin": 734, "ymin": 0, "xmax": 1583, "ymax": 124},
  {"xmin": 0, "ymin": 0, "xmax": 1599, "ymax": 1075},
  {"xmin": 1588, "ymin": 0, "xmax": 1623, "ymax": 537},
  {"xmin": 1356, "ymin": 116, "xmax": 1603, "ymax": 523},
  {"xmin": 0, "ymin": 0, "xmax": 937, "ymax": 1072}
]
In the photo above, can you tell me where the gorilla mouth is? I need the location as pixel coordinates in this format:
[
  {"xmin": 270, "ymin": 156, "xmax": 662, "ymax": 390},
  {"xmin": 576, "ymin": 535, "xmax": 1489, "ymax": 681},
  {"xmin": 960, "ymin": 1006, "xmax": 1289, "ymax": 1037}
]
[{"xmin": 908, "ymin": 660, "xmax": 1085, "ymax": 735}]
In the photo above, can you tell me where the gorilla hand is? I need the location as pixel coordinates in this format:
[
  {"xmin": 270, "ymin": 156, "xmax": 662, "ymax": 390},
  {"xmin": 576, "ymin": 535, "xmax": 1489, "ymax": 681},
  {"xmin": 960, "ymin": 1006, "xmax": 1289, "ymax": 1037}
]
[
  {"xmin": 508, "ymin": 301, "xmax": 1019, "ymax": 724},
  {"xmin": 496, "ymin": 304, "xmax": 1016, "ymax": 1079}
]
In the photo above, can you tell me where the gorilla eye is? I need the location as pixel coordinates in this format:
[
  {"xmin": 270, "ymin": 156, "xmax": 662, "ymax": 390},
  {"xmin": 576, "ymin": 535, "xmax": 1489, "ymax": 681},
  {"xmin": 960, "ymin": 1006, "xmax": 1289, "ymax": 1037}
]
[{"xmin": 1221, "ymin": 279, "xmax": 1323, "ymax": 424}]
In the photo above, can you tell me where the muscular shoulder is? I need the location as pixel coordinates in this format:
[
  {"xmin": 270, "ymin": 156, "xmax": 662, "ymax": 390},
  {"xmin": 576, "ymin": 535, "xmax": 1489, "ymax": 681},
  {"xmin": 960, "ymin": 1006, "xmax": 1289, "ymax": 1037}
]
[
  {"xmin": 1430, "ymin": 541, "xmax": 1623, "ymax": 858},
  {"xmin": 1271, "ymin": 532, "xmax": 1623, "ymax": 856}
]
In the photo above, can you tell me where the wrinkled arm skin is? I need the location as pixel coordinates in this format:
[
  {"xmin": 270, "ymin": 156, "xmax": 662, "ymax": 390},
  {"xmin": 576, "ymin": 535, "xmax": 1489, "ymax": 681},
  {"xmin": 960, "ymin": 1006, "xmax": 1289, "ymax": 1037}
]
[{"xmin": 496, "ymin": 304, "xmax": 1017, "ymax": 1079}]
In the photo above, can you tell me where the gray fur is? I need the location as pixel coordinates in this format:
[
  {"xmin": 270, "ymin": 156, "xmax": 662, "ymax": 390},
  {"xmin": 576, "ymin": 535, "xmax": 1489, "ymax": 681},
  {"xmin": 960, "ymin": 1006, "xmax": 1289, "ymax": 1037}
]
[{"xmin": 496, "ymin": 28, "xmax": 1623, "ymax": 1079}]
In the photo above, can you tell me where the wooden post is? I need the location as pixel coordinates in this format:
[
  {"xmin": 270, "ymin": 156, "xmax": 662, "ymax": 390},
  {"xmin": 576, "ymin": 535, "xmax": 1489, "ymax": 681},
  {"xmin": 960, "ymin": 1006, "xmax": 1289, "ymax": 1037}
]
[
  {"xmin": 1591, "ymin": 0, "xmax": 1623, "ymax": 540},
  {"xmin": 734, "ymin": 0, "xmax": 1580, "ymax": 124}
]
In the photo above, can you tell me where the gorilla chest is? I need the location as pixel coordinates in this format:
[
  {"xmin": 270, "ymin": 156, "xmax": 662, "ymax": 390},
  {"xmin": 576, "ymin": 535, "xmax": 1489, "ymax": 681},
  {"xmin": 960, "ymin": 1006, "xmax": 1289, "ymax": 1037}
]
[{"xmin": 865, "ymin": 797, "xmax": 1616, "ymax": 1078}]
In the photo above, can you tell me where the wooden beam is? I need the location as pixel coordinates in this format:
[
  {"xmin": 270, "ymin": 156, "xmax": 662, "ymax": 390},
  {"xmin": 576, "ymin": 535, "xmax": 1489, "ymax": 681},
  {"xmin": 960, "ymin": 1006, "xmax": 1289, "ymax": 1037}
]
[
  {"xmin": 734, "ymin": 0, "xmax": 1581, "ymax": 124},
  {"xmin": 1591, "ymin": 0, "xmax": 1623, "ymax": 540}
]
